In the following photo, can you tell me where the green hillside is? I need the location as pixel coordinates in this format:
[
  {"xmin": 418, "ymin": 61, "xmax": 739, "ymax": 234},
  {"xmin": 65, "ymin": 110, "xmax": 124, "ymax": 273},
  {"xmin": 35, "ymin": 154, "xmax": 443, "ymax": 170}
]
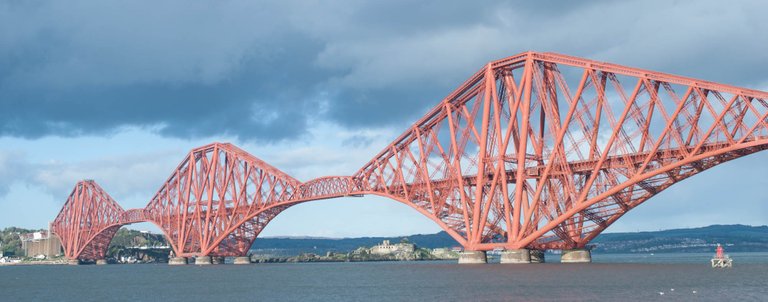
[
  {"xmin": 592, "ymin": 224, "xmax": 768, "ymax": 253},
  {"xmin": 250, "ymin": 224, "xmax": 768, "ymax": 255}
]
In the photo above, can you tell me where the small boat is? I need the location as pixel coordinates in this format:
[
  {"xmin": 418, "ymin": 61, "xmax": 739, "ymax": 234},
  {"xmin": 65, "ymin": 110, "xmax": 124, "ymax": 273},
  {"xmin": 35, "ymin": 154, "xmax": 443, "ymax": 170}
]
[{"xmin": 710, "ymin": 244, "xmax": 732, "ymax": 268}]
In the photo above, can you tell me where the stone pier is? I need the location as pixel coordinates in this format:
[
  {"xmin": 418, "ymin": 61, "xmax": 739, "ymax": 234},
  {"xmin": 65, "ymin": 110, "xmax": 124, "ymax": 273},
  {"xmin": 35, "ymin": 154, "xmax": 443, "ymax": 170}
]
[
  {"xmin": 211, "ymin": 256, "xmax": 225, "ymax": 264},
  {"xmin": 560, "ymin": 248, "xmax": 591, "ymax": 263},
  {"xmin": 458, "ymin": 250, "xmax": 487, "ymax": 264},
  {"xmin": 194, "ymin": 256, "xmax": 212, "ymax": 265},
  {"xmin": 168, "ymin": 257, "xmax": 188, "ymax": 265},
  {"xmin": 67, "ymin": 259, "xmax": 82, "ymax": 265},
  {"xmin": 500, "ymin": 249, "xmax": 531, "ymax": 264},
  {"xmin": 95, "ymin": 259, "xmax": 108, "ymax": 265},
  {"xmin": 233, "ymin": 256, "xmax": 252, "ymax": 265},
  {"xmin": 530, "ymin": 250, "xmax": 545, "ymax": 263}
]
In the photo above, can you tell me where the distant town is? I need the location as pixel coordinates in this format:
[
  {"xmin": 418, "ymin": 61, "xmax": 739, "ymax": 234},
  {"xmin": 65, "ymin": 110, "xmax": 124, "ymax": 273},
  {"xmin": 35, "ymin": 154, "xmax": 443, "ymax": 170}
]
[{"xmin": 1, "ymin": 224, "xmax": 767, "ymax": 265}]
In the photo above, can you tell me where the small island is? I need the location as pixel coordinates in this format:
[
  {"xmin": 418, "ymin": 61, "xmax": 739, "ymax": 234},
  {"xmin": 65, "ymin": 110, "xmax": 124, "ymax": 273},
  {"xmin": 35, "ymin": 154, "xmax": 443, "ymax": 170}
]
[{"xmin": 251, "ymin": 239, "xmax": 460, "ymax": 263}]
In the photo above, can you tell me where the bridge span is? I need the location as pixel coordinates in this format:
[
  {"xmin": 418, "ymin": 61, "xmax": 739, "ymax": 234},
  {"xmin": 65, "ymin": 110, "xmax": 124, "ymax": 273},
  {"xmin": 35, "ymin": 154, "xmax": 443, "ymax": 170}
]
[{"xmin": 51, "ymin": 52, "xmax": 768, "ymax": 264}]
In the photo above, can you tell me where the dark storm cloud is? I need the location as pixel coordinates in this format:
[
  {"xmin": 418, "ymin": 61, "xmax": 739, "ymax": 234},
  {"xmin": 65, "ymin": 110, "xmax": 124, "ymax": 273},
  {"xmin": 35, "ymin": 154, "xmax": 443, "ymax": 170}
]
[
  {"xmin": 0, "ymin": 1, "xmax": 334, "ymax": 141},
  {"xmin": 0, "ymin": 0, "xmax": 766, "ymax": 141},
  {"xmin": 0, "ymin": 29, "xmax": 330, "ymax": 140}
]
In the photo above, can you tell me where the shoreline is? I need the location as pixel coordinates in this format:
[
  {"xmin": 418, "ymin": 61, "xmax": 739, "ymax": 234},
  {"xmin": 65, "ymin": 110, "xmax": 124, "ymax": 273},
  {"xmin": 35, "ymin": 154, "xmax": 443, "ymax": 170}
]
[{"xmin": 0, "ymin": 260, "xmax": 68, "ymax": 266}]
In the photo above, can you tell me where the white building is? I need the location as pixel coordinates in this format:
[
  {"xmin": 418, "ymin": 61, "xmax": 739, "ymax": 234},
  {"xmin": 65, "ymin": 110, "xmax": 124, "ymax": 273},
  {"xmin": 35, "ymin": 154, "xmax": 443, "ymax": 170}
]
[{"xmin": 369, "ymin": 240, "xmax": 415, "ymax": 255}]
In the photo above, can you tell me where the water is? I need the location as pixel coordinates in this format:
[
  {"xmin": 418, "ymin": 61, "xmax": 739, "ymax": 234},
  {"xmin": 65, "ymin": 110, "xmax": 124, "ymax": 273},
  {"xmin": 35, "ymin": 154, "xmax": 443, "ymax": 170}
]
[{"xmin": 1, "ymin": 253, "xmax": 767, "ymax": 301}]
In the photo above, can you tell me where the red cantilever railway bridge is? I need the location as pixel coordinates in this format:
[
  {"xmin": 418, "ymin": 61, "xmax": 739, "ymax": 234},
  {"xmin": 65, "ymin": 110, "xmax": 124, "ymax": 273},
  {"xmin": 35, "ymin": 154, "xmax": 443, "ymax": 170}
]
[{"xmin": 52, "ymin": 52, "xmax": 768, "ymax": 263}]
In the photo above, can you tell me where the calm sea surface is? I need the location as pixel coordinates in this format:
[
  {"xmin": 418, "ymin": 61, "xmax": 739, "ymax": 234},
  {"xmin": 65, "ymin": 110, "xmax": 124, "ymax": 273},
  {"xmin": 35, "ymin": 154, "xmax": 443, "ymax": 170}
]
[{"xmin": 1, "ymin": 253, "xmax": 766, "ymax": 302}]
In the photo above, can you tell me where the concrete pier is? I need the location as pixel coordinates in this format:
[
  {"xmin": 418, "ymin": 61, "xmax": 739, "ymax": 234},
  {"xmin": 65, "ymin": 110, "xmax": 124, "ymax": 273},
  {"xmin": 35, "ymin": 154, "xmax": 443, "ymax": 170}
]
[
  {"xmin": 67, "ymin": 259, "xmax": 82, "ymax": 265},
  {"xmin": 233, "ymin": 256, "xmax": 252, "ymax": 265},
  {"xmin": 168, "ymin": 257, "xmax": 188, "ymax": 265},
  {"xmin": 500, "ymin": 249, "xmax": 531, "ymax": 264},
  {"xmin": 194, "ymin": 256, "xmax": 212, "ymax": 265},
  {"xmin": 95, "ymin": 259, "xmax": 108, "ymax": 265},
  {"xmin": 458, "ymin": 250, "xmax": 487, "ymax": 264},
  {"xmin": 530, "ymin": 250, "xmax": 545, "ymax": 263},
  {"xmin": 560, "ymin": 248, "xmax": 591, "ymax": 263},
  {"xmin": 211, "ymin": 256, "xmax": 225, "ymax": 265}
]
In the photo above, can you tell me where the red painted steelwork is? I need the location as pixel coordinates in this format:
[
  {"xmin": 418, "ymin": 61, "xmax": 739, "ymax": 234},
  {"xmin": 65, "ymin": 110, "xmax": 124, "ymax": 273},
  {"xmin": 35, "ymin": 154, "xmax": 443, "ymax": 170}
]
[
  {"xmin": 51, "ymin": 180, "xmax": 124, "ymax": 260},
  {"xmin": 142, "ymin": 143, "xmax": 302, "ymax": 257},
  {"xmin": 51, "ymin": 52, "xmax": 768, "ymax": 260}
]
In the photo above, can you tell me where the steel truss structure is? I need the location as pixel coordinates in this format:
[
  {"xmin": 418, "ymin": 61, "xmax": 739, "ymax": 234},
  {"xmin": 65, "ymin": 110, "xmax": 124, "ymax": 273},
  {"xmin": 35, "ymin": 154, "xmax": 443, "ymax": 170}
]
[{"xmin": 52, "ymin": 52, "xmax": 768, "ymax": 260}]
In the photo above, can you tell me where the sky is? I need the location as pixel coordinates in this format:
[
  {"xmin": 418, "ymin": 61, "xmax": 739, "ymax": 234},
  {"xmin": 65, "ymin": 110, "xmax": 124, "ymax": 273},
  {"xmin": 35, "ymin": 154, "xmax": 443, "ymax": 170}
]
[{"xmin": 0, "ymin": 0, "xmax": 766, "ymax": 237}]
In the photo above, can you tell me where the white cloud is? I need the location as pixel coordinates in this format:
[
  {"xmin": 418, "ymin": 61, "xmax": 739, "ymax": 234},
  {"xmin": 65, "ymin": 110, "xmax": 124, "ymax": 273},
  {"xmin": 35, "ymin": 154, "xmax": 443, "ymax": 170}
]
[
  {"xmin": 29, "ymin": 151, "xmax": 181, "ymax": 207},
  {"xmin": 0, "ymin": 121, "xmax": 403, "ymax": 227},
  {"xmin": 0, "ymin": 150, "xmax": 30, "ymax": 195}
]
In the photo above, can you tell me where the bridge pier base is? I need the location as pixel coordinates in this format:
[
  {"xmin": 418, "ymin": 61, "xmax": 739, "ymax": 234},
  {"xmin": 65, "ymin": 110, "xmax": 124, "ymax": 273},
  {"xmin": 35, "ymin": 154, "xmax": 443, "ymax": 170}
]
[
  {"xmin": 168, "ymin": 257, "xmax": 188, "ymax": 265},
  {"xmin": 95, "ymin": 259, "xmax": 108, "ymax": 265},
  {"xmin": 194, "ymin": 256, "xmax": 212, "ymax": 265},
  {"xmin": 211, "ymin": 256, "xmax": 225, "ymax": 264},
  {"xmin": 530, "ymin": 250, "xmax": 545, "ymax": 263},
  {"xmin": 233, "ymin": 256, "xmax": 251, "ymax": 265},
  {"xmin": 560, "ymin": 248, "xmax": 591, "ymax": 263},
  {"xmin": 67, "ymin": 259, "xmax": 82, "ymax": 265},
  {"xmin": 500, "ymin": 249, "xmax": 531, "ymax": 264},
  {"xmin": 458, "ymin": 250, "xmax": 487, "ymax": 264}
]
